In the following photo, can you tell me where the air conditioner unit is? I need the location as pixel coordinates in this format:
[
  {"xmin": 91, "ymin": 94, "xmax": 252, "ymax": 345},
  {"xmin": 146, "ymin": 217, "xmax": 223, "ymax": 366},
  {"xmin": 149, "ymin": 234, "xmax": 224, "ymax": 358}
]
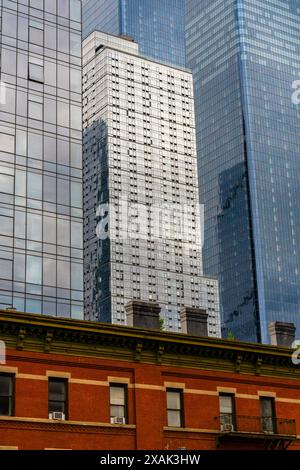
[
  {"xmin": 221, "ymin": 423, "xmax": 234, "ymax": 432},
  {"xmin": 49, "ymin": 412, "xmax": 65, "ymax": 421},
  {"xmin": 111, "ymin": 416, "xmax": 126, "ymax": 425}
]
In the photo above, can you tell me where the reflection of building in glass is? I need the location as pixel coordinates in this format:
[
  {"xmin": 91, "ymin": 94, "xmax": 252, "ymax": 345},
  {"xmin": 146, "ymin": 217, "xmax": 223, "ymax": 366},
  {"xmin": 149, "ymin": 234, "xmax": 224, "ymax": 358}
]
[
  {"xmin": 0, "ymin": 1, "xmax": 83, "ymax": 319},
  {"xmin": 83, "ymin": 32, "xmax": 220, "ymax": 335},
  {"xmin": 186, "ymin": 0, "xmax": 300, "ymax": 342},
  {"xmin": 82, "ymin": 0, "xmax": 186, "ymax": 67}
]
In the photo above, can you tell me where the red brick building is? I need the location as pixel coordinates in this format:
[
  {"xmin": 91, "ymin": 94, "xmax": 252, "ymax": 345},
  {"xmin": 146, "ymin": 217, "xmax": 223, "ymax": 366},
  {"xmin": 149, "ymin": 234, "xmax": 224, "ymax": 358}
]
[{"xmin": 0, "ymin": 306, "xmax": 299, "ymax": 450}]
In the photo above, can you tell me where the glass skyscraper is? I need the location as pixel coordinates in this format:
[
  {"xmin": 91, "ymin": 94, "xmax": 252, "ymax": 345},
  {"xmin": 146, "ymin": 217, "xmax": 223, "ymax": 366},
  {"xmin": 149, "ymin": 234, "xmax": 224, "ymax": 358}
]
[
  {"xmin": 186, "ymin": 0, "xmax": 300, "ymax": 343},
  {"xmin": 0, "ymin": 0, "xmax": 83, "ymax": 319},
  {"xmin": 82, "ymin": 0, "xmax": 186, "ymax": 68}
]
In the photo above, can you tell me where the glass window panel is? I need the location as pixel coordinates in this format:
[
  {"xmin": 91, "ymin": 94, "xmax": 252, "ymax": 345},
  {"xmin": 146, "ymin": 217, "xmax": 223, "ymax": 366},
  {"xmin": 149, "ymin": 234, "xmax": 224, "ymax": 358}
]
[
  {"xmin": 70, "ymin": 105, "xmax": 82, "ymax": 131},
  {"xmin": 0, "ymin": 174, "xmax": 14, "ymax": 194},
  {"xmin": 44, "ymin": 60, "xmax": 56, "ymax": 87},
  {"xmin": 44, "ymin": 175, "xmax": 56, "ymax": 203},
  {"xmin": 70, "ymin": 68, "xmax": 81, "ymax": 94},
  {"xmin": 110, "ymin": 386, "xmax": 125, "ymax": 406},
  {"xmin": 14, "ymin": 211, "xmax": 26, "ymax": 238},
  {"xmin": 58, "ymin": 0, "xmax": 69, "ymax": 18},
  {"xmin": 18, "ymin": 16, "xmax": 28, "ymax": 42},
  {"xmin": 58, "ymin": 29, "xmax": 69, "ymax": 54},
  {"xmin": 44, "ymin": 136, "xmax": 56, "ymax": 163},
  {"xmin": 70, "ymin": 32, "xmax": 81, "ymax": 57},
  {"xmin": 71, "ymin": 263, "xmax": 83, "ymax": 290},
  {"xmin": 44, "ymin": 98, "xmax": 56, "ymax": 125},
  {"xmin": 45, "ymin": 0, "xmax": 56, "ymax": 14},
  {"xmin": 43, "ymin": 258, "xmax": 56, "ymax": 286},
  {"xmin": 0, "ymin": 374, "xmax": 13, "ymax": 416},
  {"xmin": 57, "ymin": 101, "xmax": 69, "ymax": 127},
  {"xmin": 57, "ymin": 219, "xmax": 69, "ymax": 246},
  {"xmin": 28, "ymin": 133, "xmax": 42, "ymax": 159},
  {"xmin": 167, "ymin": 410, "xmax": 181, "ymax": 427},
  {"xmin": 28, "ymin": 173, "xmax": 42, "ymax": 200},
  {"xmin": 43, "ymin": 216, "xmax": 56, "ymax": 244},
  {"xmin": 27, "ymin": 213, "xmax": 42, "ymax": 241},
  {"xmin": 57, "ymin": 64, "xmax": 69, "ymax": 91},
  {"xmin": 70, "ymin": 0, "xmax": 81, "ymax": 22},
  {"xmin": 71, "ymin": 181, "xmax": 82, "ymax": 208},
  {"xmin": 29, "ymin": 26, "xmax": 43, "ymax": 45},
  {"xmin": 45, "ymin": 25, "xmax": 57, "ymax": 50},
  {"xmin": 0, "ymin": 85, "xmax": 16, "ymax": 115},
  {"xmin": 2, "ymin": 12, "xmax": 17, "ymax": 37},
  {"xmin": 71, "ymin": 142, "xmax": 82, "ymax": 169},
  {"xmin": 29, "ymin": 101, "xmax": 43, "ymax": 120},
  {"xmin": 26, "ymin": 255, "xmax": 42, "ymax": 284},
  {"xmin": 110, "ymin": 404, "xmax": 125, "ymax": 419},
  {"xmin": 0, "ymin": 216, "xmax": 13, "ymax": 237},
  {"xmin": 220, "ymin": 395, "xmax": 233, "ymax": 414},
  {"xmin": 1, "ymin": 49, "xmax": 16, "ymax": 76},
  {"xmin": 57, "ymin": 139, "xmax": 69, "ymax": 166},
  {"xmin": 29, "ymin": 62, "xmax": 44, "ymax": 83},
  {"xmin": 71, "ymin": 222, "xmax": 83, "ymax": 249},
  {"xmin": 0, "ymin": 259, "xmax": 12, "ymax": 279},
  {"xmin": 16, "ymin": 130, "xmax": 27, "ymax": 156},
  {"xmin": 167, "ymin": 391, "xmax": 181, "ymax": 410},
  {"xmin": 0, "ymin": 133, "xmax": 14, "ymax": 153},
  {"xmin": 57, "ymin": 260, "xmax": 70, "ymax": 289},
  {"xmin": 14, "ymin": 254, "xmax": 25, "ymax": 282},
  {"xmin": 57, "ymin": 178, "xmax": 70, "ymax": 205}
]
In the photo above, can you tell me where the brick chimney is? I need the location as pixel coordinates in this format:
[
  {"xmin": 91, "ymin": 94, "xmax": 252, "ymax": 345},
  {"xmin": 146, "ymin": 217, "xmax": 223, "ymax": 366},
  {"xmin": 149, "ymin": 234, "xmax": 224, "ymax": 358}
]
[
  {"xmin": 269, "ymin": 321, "xmax": 296, "ymax": 348},
  {"xmin": 125, "ymin": 300, "xmax": 161, "ymax": 330},
  {"xmin": 180, "ymin": 307, "xmax": 208, "ymax": 337}
]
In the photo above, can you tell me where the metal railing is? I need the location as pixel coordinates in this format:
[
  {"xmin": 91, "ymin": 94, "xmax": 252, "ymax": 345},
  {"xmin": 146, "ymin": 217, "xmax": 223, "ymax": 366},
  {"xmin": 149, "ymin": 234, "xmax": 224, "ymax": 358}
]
[{"xmin": 216, "ymin": 413, "xmax": 296, "ymax": 436}]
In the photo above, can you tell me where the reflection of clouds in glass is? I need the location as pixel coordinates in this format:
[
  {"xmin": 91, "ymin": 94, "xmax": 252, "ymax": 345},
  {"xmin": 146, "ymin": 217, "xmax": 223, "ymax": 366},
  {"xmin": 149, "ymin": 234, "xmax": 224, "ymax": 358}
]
[{"xmin": 26, "ymin": 256, "xmax": 42, "ymax": 285}]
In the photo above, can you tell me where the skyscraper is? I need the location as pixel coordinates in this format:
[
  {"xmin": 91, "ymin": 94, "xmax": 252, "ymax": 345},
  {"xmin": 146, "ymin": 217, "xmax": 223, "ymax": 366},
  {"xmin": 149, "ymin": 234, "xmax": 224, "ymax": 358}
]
[
  {"xmin": 186, "ymin": 0, "xmax": 300, "ymax": 342},
  {"xmin": 82, "ymin": 31, "xmax": 220, "ymax": 335},
  {"xmin": 0, "ymin": 0, "xmax": 83, "ymax": 319},
  {"xmin": 82, "ymin": 0, "xmax": 186, "ymax": 68}
]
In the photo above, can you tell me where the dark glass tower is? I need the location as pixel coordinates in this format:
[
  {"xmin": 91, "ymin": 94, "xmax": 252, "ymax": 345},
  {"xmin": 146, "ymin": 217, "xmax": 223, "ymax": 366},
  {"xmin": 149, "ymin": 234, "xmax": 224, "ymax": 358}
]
[
  {"xmin": 82, "ymin": 0, "xmax": 186, "ymax": 67},
  {"xmin": 0, "ymin": 0, "xmax": 83, "ymax": 319},
  {"xmin": 186, "ymin": 0, "xmax": 300, "ymax": 343}
]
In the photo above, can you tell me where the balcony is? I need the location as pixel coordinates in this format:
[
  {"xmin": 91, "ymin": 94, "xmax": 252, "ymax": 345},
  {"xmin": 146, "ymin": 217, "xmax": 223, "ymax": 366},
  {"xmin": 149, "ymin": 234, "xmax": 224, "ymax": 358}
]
[{"xmin": 215, "ymin": 414, "xmax": 297, "ymax": 450}]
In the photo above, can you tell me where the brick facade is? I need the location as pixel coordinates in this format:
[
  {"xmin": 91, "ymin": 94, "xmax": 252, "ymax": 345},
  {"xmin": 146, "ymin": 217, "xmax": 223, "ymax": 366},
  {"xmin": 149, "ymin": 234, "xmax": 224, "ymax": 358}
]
[{"xmin": 0, "ymin": 310, "xmax": 299, "ymax": 450}]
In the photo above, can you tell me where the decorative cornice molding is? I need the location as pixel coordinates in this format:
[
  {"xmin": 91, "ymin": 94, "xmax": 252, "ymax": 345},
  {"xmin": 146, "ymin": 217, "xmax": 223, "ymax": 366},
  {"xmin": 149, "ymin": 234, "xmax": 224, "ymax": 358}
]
[{"xmin": 0, "ymin": 310, "xmax": 298, "ymax": 380}]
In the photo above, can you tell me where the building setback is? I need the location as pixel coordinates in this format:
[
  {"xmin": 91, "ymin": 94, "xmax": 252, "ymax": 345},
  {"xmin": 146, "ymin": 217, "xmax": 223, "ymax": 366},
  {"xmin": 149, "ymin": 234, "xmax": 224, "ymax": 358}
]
[
  {"xmin": 82, "ymin": 0, "xmax": 186, "ymax": 68},
  {"xmin": 186, "ymin": 0, "xmax": 300, "ymax": 343},
  {"xmin": 0, "ymin": 308, "xmax": 299, "ymax": 450},
  {"xmin": 82, "ymin": 32, "xmax": 220, "ymax": 335},
  {"xmin": 0, "ymin": 0, "xmax": 83, "ymax": 319}
]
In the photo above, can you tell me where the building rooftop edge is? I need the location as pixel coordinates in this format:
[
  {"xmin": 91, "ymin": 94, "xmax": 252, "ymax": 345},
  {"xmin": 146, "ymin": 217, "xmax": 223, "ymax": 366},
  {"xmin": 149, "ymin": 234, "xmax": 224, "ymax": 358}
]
[{"xmin": 82, "ymin": 30, "xmax": 192, "ymax": 74}]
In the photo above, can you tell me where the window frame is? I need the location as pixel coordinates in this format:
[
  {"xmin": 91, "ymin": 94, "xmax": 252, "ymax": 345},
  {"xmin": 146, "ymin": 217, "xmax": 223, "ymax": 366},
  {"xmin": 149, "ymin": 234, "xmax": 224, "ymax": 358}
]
[
  {"xmin": 109, "ymin": 383, "xmax": 128, "ymax": 424},
  {"xmin": 48, "ymin": 377, "xmax": 68, "ymax": 420},
  {"xmin": 219, "ymin": 393, "xmax": 236, "ymax": 430},
  {"xmin": 260, "ymin": 396, "xmax": 276, "ymax": 434},
  {"xmin": 166, "ymin": 388, "xmax": 184, "ymax": 428},
  {"xmin": 0, "ymin": 373, "xmax": 15, "ymax": 417}
]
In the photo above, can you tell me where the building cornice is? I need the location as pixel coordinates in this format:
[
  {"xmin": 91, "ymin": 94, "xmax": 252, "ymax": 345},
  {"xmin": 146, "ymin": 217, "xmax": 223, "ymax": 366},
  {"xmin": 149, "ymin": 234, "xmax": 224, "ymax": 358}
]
[{"xmin": 0, "ymin": 310, "xmax": 298, "ymax": 380}]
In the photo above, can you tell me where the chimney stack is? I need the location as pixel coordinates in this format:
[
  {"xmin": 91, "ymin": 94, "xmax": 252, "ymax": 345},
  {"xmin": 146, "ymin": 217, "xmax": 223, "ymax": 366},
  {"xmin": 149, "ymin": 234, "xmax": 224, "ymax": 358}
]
[
  {"xmin": 125, "ymin": 300, "xmax": 161, "ymax": 330},
  {"xmin": 269, "ymin": 321, "xmax": 296, "ymax": 348},
  {"xmin": 180, "ymin": 307, "xmax": 208, "ymax": 337}
]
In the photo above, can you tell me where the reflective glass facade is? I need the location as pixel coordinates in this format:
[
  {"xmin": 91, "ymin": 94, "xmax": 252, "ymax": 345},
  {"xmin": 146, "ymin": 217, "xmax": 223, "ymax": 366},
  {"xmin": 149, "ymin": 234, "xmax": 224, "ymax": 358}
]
[
  {"xmin": 83, "ymin": 32, "xmax": 220, "ymax": 335},
  {"xmin": 82, "ymin": 0, "xmax": 186, "ymax": 68},
  {"xmin": 186, "ymin": 0, "xmax": 300, "ymax": 343},
  {"xmin": 0, "ymin": 0, "xmax": 83, "ymax": 319}
]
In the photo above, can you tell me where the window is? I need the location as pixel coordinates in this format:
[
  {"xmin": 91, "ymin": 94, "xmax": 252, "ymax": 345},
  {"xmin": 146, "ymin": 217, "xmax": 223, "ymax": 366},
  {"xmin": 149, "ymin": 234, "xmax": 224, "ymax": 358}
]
[
  {"xmin": 219, "ymin": 394, "xmax": 235, "ymax": 430},
  {"xmin": 29, "ymin": 58, "xmax": 44, "ymax": 83},
  {"xmin": 166, "ymin": 389, "xmax": 183, "ymax": 428},
  {"xmin": 260, "ymin": 397, "xmax": 276, "ymax": 433},
  {"xmin": 48, "ymin": 378, "xmax": 68, "ymax": 419},
  {"xmin": 29, "ymin": 20, "xmax": 43, "ymax": 45},
  {"xmin": 28, "ymin": 96, "xmax": 43, "ymax": 120},
  {"xmin": 0, "ymin": 374, "xmax": 14, "ymax": 416},
  {"xmin": 109, "ymin": 384, "xmax": 127, "ymax": 424}
]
